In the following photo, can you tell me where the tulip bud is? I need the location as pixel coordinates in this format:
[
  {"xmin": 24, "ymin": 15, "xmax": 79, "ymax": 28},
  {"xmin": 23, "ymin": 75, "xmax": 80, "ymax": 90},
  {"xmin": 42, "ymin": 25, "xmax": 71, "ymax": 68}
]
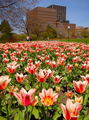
[
  {"xmin": 69, "ymin": 70, "xmax": 72, "ymax": 73},
  {"xmin": 75, "ymin": 63, "xmax": 79, "ymax": 67},
  {"xmin": 75, "ymin": 95, "xmax": 83, "ymax": 104},
  {"xmin": 56, "ymin": 86, "xmax": 60, "ymax": 92}
]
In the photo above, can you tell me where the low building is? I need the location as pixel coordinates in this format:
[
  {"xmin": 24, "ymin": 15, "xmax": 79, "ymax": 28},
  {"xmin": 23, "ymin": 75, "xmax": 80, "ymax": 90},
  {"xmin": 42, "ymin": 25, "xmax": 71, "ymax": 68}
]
[{"xmin": 75, "ymin": 26, "xmax": 89, "ymax": 38}]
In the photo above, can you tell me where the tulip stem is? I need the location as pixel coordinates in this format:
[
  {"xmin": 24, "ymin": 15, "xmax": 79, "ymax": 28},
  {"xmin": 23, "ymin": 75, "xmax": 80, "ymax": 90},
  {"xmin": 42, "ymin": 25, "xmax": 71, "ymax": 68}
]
[
  {"xmin": 25, "ymin": 107, "xmax": 29, "ymax": 120},
  {"xmin": 41, "ymin": 82, "xmax": 43, "ymax": 89},
  {"xmin": 29, "ymin": 106, "xmax": 33, "ymax": 120},
  {"xmin": 42, "ymin": 106, "xmax": 47, "ymax": 120}
]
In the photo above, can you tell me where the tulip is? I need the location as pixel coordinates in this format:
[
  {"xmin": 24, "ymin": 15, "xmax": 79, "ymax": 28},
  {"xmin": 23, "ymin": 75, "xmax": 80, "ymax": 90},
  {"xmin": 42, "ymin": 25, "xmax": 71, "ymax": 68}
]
[
  {"xmin": 61, "ymin": 104, "xmax": 71, "ymax": 120},
  {"xmin": 61, "ymin": 99, "xmax": 82, "ymax": 120},
  {"xmin": 14, "ymin": 88, "xmax": 37, "ymax": 106},
  {"xmin": 50, "ymin": 61, "xmax": 57, "ymax": 68},
  {"xmin": 81, "ymin": 74, "xmax": 89, "ymax": 84},
  {"xmin": 66, "ymin": 64, "xmax": 73, "ymax": 71},
  {"xmin": 45, "ymin": 60, "xmax": 51, "ymax": 65},
  {"xmin": 55, "ymin": 86, "xmax": 60, "ymax": 92},
  {"xmin": 9, "ymin": 86, "xmax": 18, "ymax": 96},
  {"xmin": 20, "ymin": 58, "xmax": 25, "ymax": 62},
  {"xmin": 39, "ymin": 88, "xmax": 58, "ymax": 106},
  {"xmin": 3, "ymin": 58, "xmax": 9, "ymax": 63},
  {"xmin": 66, "ymin": 91, "xmax": 73, "ymax": 98},
  {"xmin": 53, "ymin": 75, "xmax": 62, "ymax": 84},
  {"xmin": 0, "ymin": 75, "xmax": 11, "ymax": 90},
  {"xmin": 73, "ymin": 80, "xmax": 87, "ymax": 94},
  {"xmin": 37, "ymin": 69, "xmax": 47, "ymax": 82},
  {"xmin": 16, "ymin": 73, "xmax": 27, "ymax": 83},
  {"xmin": 35, "ymin": 61, "xmax": 41, "ymax": 67},
  {"xmin": 72, "ymin": 56, "xmax": 80, "ymax": 63},
  {"xmin": 74, "ymin": 95, "xmax": 83, "ymax": 104},
  {"xmin": 11, "ymin": 57, "xmax": 18, "ymax": 62},
  {"xmin": 74, "ymin": 63, "xmax": 79, "ymax": 67},
  {"xmin": 58, "ymin": 58, "xmax": 65, "ymax": 66},
  {"xmin": 46, "ymin": 69, "xmax": 54, "ymax": 78},
  {"xmin": 2, "ymin": 53, "xmax": 7, "ymax": 58},
  {"xmin": 7, "ymin": 61, "xmax": 19, "ymax": 74},
  {"xmin": 25, "ymin": 63, "xmax": 37, "ymax": 74}
]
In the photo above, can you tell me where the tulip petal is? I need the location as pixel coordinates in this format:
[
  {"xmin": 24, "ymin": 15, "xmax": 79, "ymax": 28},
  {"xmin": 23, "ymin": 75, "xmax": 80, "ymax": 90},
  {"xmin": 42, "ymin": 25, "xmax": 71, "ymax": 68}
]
[{"xmin": 61, "ymin": 104, "xmax": 71, "ymax": 120}]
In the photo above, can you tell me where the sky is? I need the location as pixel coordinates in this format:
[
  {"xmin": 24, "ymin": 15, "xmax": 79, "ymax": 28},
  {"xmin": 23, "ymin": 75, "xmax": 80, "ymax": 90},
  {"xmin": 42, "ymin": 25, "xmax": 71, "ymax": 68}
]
[{"xmin": 36, "ymin": 0, "xmax": 89, "ymax": 27}]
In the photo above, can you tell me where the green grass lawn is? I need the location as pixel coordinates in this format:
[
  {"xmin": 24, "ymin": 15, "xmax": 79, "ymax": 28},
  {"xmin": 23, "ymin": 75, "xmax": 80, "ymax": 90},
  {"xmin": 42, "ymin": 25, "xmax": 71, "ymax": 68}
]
[
  {"xmin": 59, "ymin": 38, "xmax": 89, "ymax": 44},
  {"xmin": 18, "ymin": 38, "xmax": 89, "ymax": 44}
]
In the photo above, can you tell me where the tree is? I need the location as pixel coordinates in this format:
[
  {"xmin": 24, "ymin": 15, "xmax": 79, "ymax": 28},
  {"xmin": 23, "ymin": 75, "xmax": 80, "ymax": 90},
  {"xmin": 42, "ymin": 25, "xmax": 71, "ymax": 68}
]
[
  {"xmin": 28, "ymin": 22, "xmax": 42, "ymax": 37},
  {"xmin": 0, "ymin": 0, "xmax": 18, "ymax": 8},
  {"xmin": 0, "ymin": 20, "xmax": 12, "ymax": 34},
  {"xmin": 80, "ymin": 29, "xmax": 89, "ymax": 38},
  {"xmin": 46, "ymin": 25, "xmax": 57, "ymax": 38},
  {"xmin": 0, "ymin": 0, "xmax": 40, "ymax": 34},
  {"xmin": 0, "ymin": 20, "xmax": 14, "ymax": 43}
]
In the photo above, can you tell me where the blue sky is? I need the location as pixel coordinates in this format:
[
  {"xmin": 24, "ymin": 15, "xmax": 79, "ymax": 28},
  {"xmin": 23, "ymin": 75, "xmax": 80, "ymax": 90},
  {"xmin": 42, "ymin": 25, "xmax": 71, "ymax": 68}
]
[{"xmin": 36, "ymin": 0, "xmax": 89, "ymax": 27}]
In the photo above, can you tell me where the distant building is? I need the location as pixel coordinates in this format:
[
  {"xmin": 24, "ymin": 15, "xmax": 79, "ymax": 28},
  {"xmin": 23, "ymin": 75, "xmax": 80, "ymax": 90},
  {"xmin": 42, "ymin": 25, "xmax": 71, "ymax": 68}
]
[
  {"xmin": 75, "ymin": 26, "xmax": 89, "ymax": 38},
  {"xmin": 47, "ymin": 5, "xmax": 69, "ymax": 23},
  {"xmin": 26, "ymin": 5, "xmax": 76, "ymax": 37}
]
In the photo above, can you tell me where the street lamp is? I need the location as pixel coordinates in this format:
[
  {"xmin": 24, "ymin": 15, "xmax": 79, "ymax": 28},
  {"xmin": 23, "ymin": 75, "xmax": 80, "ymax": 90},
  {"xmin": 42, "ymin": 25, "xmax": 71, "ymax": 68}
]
[{"xmin": 68, "ymin": 26, "xmax": 70, "ymax": 41}]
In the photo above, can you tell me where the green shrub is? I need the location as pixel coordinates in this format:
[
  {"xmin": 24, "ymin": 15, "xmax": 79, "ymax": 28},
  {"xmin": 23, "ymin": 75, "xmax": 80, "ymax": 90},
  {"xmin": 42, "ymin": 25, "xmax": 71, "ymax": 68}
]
[
  {"xmin": 0, "ymin": 33, "xmax": 13, "ymax": 43},
  {"xmin": 13, "ymin": 34, "xmax": 27, "ymax": 40},
  {"xmin": 30, "ymin": 34, "xmax": 38, "ymax": 41}
]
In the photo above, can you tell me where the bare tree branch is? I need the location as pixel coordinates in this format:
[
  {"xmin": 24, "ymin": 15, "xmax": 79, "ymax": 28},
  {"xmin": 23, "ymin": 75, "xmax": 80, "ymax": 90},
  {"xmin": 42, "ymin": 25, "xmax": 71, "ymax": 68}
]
[
  {"xmin": 0, "ymin": 0, "xmax": 40, "ymax": 33},
  {"xmin": 0, "ymin": 0, "xmax": 18, "ymax": 8}
]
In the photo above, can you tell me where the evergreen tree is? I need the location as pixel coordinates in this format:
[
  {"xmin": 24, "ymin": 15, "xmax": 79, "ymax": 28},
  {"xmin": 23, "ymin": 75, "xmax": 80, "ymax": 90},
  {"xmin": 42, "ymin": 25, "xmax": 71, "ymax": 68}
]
[{"xmin": 0, "ymin": 20, "xmax": 12, "ymax": 34}]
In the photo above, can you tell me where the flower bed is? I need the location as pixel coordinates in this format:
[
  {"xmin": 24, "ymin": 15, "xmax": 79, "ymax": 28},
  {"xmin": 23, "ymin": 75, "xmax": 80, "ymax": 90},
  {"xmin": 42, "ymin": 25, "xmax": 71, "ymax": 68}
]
[{"xmin": 0, "ymin": 41, "xmax": 89, "ymax": 120}]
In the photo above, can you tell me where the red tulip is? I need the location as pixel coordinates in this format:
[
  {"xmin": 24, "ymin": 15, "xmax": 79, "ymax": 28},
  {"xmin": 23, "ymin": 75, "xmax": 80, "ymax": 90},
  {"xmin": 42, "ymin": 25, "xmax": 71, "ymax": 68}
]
[
  {"xmin": 66, "ymin": 91, "xmax": 73, "ymax": 98},
  {"xmin": 53, "ymin": 75, "xmax": 62, "ymax": 84},
  {"xmin": 61, "ymin": 99, "xmax": 82, "ymax": 120},
  {"xmin": 7, "ymin": 62, "xmax": 19, "ymax": 74},
  {"xmin": 3, "ymin": 58, "xmax": 9, "ymax": 63},
  {"xmin": 14, "ymin": 88, "xmax": 37, "ymax": 106},
  {"xmin": 73, "ymin": 80, "xmax": 87, "ymax": 93},
  {"xmin": 16, "ymin": 73, "xmax": 27, "ymax": 83},
  {"xmin": 50, "ymin": 61, "xmax": 57, "ymax": 68},
  {"xmin": 37, "ymin": 69, "xmax": 47, "ymax": 82},
  {"xmin": 66, "ymin": 64, "xmax": 73, "ymax": 71},
  {"xmin": 25, "ymin": 63, "xmax": 37, "ymax": 74},
  {"xmin": 81, "ymin": 74, "xmax": 89, "ymax": 84},
  {"xmin": 0, "ymin": 75, "xmax": 11, "ymax": 90}
]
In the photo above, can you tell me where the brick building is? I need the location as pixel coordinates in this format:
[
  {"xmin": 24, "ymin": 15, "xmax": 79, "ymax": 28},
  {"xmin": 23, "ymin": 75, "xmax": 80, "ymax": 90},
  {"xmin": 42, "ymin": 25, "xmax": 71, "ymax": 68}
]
[{"xmin": 26, "ymin": 5, "xmax": 76, "ymax": 37}]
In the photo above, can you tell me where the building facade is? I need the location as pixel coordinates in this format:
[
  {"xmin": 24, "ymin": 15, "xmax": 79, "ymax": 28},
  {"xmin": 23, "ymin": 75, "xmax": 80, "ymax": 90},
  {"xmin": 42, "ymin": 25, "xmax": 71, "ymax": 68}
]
[
  {"xmin": 26, "ymin": 5, "xmax": 76, "ymax": 37},
  {"xmin": 47, "ymin": 5, "xmax": 69, "ymax": 23}
]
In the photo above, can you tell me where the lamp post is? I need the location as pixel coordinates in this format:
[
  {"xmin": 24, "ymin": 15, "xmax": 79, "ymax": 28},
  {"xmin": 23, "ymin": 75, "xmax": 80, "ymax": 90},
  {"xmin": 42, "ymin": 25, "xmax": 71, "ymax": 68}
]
[{"xmin": 68, "ymin": 26, "xmax": 70, "ymax": 41}]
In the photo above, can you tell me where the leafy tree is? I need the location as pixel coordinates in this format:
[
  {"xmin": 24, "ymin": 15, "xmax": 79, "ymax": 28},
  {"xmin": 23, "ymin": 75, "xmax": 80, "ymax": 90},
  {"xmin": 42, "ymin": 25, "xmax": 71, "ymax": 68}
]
[
  {"xmin": 46, "ymin": 25, "xmax": 57, "ymax": 39},
  {"xmin": 0, "ymin": 20, "xmax": 12, "ymax": 34},
  {"xmin": 41, "ymin": 32, "xmax": 48, "ymax": 39},
  {"xmin": 29, "ymin": 23, "xmax": 42, "ymax": 37}
]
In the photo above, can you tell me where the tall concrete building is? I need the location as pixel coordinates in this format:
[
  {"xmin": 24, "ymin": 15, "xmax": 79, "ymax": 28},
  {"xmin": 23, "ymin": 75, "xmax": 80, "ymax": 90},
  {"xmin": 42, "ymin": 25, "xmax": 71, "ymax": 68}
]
[
  {"xmin": 48, "ymin": 5, "xmax": 69, "ymax": 23},
  {"xmin": 26, "ymin": 5, "xmax": 76, "ymax": 37}
]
